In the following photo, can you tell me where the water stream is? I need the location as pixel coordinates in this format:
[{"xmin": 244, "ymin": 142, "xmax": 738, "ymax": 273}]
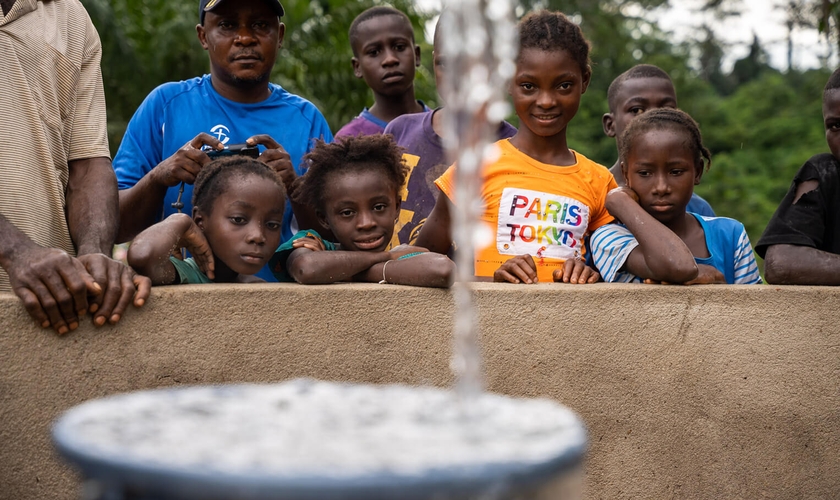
[{"xmin": 440, "ymin": 0, "xmax": 517, "ymax": 403}]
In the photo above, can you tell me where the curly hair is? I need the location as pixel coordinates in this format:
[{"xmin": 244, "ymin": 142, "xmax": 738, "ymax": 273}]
[
  {"xmin": 517, "ymin": 10, "xmax": 590, "ymax": 76},
  {"xmin": 607, "ymin": 64, "xmax": 674, "ymax": 112},
  {"xmin": 619, "ymin": 108, "xmax": 711, "ymax": 173},
  {"xmin": 349, "ymin": 6, "xmax": 414, "ymax": 56},
  {"xmin": 192, "ymin": 155, "xmax": 285, "ymax": 216},
  {"xmin": 294, "ymin": 134, "xmax": 407, "ymax": 213}
]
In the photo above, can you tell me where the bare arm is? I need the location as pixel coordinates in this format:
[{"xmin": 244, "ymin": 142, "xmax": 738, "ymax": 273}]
[
  {"xmin": 127, "ymin": 213, "xmax": 215, "ymax": 285},
  {"xmin": 764, "ymin": 244, "xmax": 840, "ymax": 285},
  {"xmin": 67, "ymin": 157, "xmax": 152, "ymax": 325},
  {"xmin": 286, "ymin": 247, "xmax": 391, "ymax": 284},
  {"xmin": 415, "ymin": 193, "xmax": 453, "ymax": 254},
  {"xmin": 359, "ymin": 252, "xmax": 456, "ymax": 288},
  {"xmin": 117, "ymin": 133, "xmax": 222, "ymax": 242},
  {"xmin": 606, "ymin": 187, "xmax": 698, "ymax": 283}
]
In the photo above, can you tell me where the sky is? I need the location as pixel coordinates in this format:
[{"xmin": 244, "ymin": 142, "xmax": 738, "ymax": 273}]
[
  {"xmin": 416, "ymin": 0, "xmax": 834, "ymax": 72},
  {"xmin": 650, "ymin": 0, "xmax": 833, "ymax": 71}
]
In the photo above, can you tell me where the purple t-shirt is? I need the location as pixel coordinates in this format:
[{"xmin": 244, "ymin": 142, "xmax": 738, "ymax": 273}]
[
  {"xmin": 335, "ymin": 102, "xmax": 431, "ymax": 138},
  {"xmin": 335, "ymin": 109, "xmax": 387, "ymax": 137},
  {"xmin": 384, "ymin": 108, "xmax": 517, "ymax": 245}
]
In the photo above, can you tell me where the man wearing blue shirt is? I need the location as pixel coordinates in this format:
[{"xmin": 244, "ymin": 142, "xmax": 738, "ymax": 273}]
[{"xmin": 113, "ymin": 0, "xmax": 332, "ymax": 281}]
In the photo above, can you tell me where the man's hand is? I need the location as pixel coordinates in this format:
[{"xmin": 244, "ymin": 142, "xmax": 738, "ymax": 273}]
[
  {"xmin": 149, "ymin": 133, "xmax": 223, "ymax": 188},
  {"xmin": 6, "ymin": 246, "xmax": 100, "ymax": 334},
  {"xmin": 77, "ymin": 254, "xmax": 151, "ymax": 326},
  {"xmin": 553, "ymin": 257, "xmax": 600, "ymax": 284},
  {"xmin": 247, "ymin": 135, "xmax": 295, "ymax": 195},
  {"xmin": 494, "ymin": 254, "xmax": 538, "ymax": 284}
]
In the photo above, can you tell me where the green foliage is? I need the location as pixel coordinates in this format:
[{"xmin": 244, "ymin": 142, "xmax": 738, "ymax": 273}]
[{"xmin": 273, "ymin": 0, "xmax": 437, "ymax": 132}]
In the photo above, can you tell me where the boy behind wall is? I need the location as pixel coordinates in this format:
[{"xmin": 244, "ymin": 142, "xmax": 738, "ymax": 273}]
[
  {"xmin": 757, "ymin": 67, "xmax": 840, "ymax": 285},
  {"xmin": 603, "ymin": 64, "xmax": 715, "ymax": 217},
  {"xmin": 383, "ymin": 10, "xmax": 517, "ymax": 247},
  {"xmin": 335, "ymin": 6, "xmax": 428, "ymax": 137}
]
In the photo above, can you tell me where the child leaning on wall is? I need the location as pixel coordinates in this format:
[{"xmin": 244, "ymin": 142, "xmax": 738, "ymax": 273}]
[
  {"xmin": 270, "ymin": 134, "xmax": 455, "ymax": 288},
  {"xmin": 335, "ymin": 6, "xmax": 429, "ymax": 138},
  {"xmin": 757, "ymin": 67, "xmax": 840, "ymax": 285},
  {"xmin": 603, "ymin": 64, "xmax": 715, "ymax": 217},
  {"xmin": 127, "ymin": 156, "xmax": 286, "ymax": 285},
  {"xmin": 383, "ymin": 9, "xmax": 518, "ymax": 247},
  {"xmin": 417, "ymin": 10, "xmax": 616, "ymax": 285},
  {"xmin": 590, "ymin": 108, "xmax": 761, "ymax": 285}
]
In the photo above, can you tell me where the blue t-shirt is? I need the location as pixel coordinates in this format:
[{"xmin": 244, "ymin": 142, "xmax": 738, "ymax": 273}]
[
  {"xmin": 687, "ymin": 193, "xmax": 715, "ymax": 217},
  {"xmin": 591, "ymin": 213, "xmax": 761, "ymax": 284},
  {"xmin": 113, "ymin": 75, "xmax": 332, "ymax": 280}
]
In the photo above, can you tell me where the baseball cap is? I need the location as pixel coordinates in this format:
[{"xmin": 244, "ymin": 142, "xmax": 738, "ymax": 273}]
[{"xmin": 199, "ymin": 0, "xmax": 285, "ymax": 24}]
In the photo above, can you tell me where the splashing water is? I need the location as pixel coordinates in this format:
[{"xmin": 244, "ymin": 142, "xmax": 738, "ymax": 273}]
[{"xmin": 440, "ymin": 0, "xmax": 517, "ymax": 405}]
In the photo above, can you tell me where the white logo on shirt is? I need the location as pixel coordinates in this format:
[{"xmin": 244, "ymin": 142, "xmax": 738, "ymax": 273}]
[
  {"xmin": 496, "ymin": 187, "xmax": 589, "ymax": 260},
  {"xmin": 210, "ymin": 124, "xmax": 231, "ymax": 144}
]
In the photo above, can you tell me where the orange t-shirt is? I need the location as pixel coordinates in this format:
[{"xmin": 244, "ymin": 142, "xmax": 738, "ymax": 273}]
[{"xmin": 435, "ymin": 139, "xmax": 617, "ymax": 282}]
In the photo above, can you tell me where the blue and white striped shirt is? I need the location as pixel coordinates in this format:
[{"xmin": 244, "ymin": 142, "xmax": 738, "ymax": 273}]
[{"xmin": 591, "ymin": 213, "xmax": 762, "ymax": 284}]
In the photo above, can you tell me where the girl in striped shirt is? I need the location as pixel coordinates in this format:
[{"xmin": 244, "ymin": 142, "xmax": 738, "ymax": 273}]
[{"xmin": 590, "ymin": 108, "xmax": 761, "ymax": 285}]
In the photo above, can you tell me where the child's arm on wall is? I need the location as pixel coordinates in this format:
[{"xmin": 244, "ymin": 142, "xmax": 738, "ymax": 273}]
[
  {"xmin": 359, "ymin": 251, "xmax": 456, "ymax": 288},
  {"xmin": 285, "ymin": 245, "xmax": 392, "ymax": 284},
  {"xmin": 415, "ymin": 194, "xmax": 453, "ymax": 255},
  {"xmin": 127, "ymin": 214, "xmax": 214, "ymax": 285},
  {"xmin": 764, "ymin": 244, "xmax": 840, "ymax": 285},
  {"xmin": 606, "ymin": 187, "xmax": 698, "ymax": 283}
]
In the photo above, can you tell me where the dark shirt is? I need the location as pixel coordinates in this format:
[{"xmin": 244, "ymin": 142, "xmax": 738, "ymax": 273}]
[
  {"xmin": 756, "ymin": 153, "xmax": 840, "ymax": 258},
  {"xmin": 1, "ymin": 0, "xmax": 15, "ymax": 16}
]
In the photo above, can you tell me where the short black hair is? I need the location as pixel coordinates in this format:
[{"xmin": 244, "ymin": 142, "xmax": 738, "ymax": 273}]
[
  {"xmin": 517, "ymin": 10, "xmax": 590, "ymax": 76},
  {"xmin": 348, "ymin": 6, "xmax": 414, "ymax": 56},
  {"xmin": 607, "ymin": 64, "xmax": 674, "ymax": 112},
  {"xmin": 192, "ymin": 155, "xmax": 285, "ymax": 217},
  {"xmin": 825, "ymin": 67, "xmax": 840, "ymax": 93},
  {"xmin": 294, "ymin": 134, "xmax": 407, "ymax": 213},
  {"xmin": 619, "ymin": 107, "xmax": 711, "ymax": 173}
]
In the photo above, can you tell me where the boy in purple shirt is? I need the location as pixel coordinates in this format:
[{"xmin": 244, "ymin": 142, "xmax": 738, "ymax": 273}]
[
  {"xmin": 384, "ymin": 11, "xmax": 517, "ymax": 246},
  {"xmin": 336, "ymin": 6, "xmax": 428, "ymax": 137}
]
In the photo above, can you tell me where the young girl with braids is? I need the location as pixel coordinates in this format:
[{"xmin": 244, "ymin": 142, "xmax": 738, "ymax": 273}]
[
  {"xmin": 128, "ymin": 156, "xmax": 286, "ymax": 284},
  {"xmin": 269, "ymin": 134, "xmax": 455, "ymax": 288},
  {"xmin": 417, "ymin": 10, "xmax": 616, "ymax": 284},
  {"xmin": 590, "ymin": 108, "xmax": 761, "ymax": 284}
]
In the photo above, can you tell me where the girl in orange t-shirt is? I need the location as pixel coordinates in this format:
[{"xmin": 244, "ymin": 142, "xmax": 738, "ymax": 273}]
[{"xmin": 418, "ymin": 10, "xmax": 616, "ymax": 284}]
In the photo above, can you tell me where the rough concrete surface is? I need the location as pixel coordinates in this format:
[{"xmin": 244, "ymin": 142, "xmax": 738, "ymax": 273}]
[{"xmin": 1, "ymin": 283, "xmax": 838, "ymax": 499}]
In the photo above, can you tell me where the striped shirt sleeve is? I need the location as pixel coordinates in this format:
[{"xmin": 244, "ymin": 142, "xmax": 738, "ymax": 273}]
[
  {"xmin": 733, "ymin": 226, "xmax": 762, "ymax": 284},
  {"xmin": 590, "ymin": 224, "xmax": 642, "ymax": 283}
]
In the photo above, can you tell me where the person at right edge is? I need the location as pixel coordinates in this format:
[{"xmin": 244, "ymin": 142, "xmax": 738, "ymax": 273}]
[{"xmin": 757, "ymin": 67, "xmax": 840, "ymax": 285}]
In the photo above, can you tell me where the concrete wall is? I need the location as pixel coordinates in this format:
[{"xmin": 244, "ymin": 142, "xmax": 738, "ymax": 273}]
[{"xmin": 1, "ymin": 283, "xmax": 838, "ymax": 499}]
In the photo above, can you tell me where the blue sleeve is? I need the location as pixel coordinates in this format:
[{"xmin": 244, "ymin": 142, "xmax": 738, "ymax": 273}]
[
  {"xmin": 732, "ymin": 225, "xmax": 762, "ymax": 284},
  {"xmin": 112, "ymin": 86, "xmax": 168, "ymax": 190},
  {"xmin": 590, "ymin": 224, "xmax": 641, "ymax": 283},
  {"xmin": 296, "ymin": 106, "xmax": 333, "ymax": 176},
  {"xmin": 687, "ymin": 193, "xmax": 715, "ymax": 217}
]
